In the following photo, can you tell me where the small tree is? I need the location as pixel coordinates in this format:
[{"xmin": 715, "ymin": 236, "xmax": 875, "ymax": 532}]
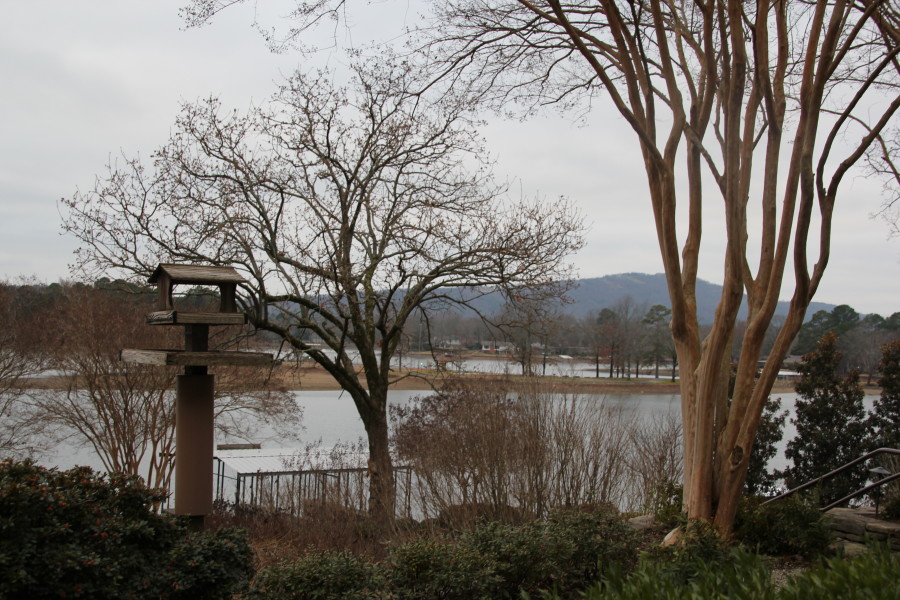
[
  {"xmin": 871, "ymin": 340, "xmax": 900, "ymax": 450},
  {"xmin": 781, "ymin": 333, "xmax": 871, "ymax": 504},
  {"xmin": 495, "ymin": 294, "xmax": 564, "ymax": 377},
  {"xmin": 744, "ymin": 397, "xmax": 787, "ymax": 496},
  {"xmin": 643, "ymin": 305, "xmax": 673, "ymax": 380},
  {"xmin": 0, "ymin": 283, "xmax": 55, "ymax": 457},
  {"xmin": 32, "ymin": 283, "xmax": 298, "ymax": 491},
  {"xmin": 62, "ymin": 61, "xmax": 583, "ymax": 526}
]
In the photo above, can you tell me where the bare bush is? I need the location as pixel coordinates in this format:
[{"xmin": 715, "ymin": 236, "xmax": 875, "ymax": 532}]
[
  {"xmin": 28, "ymin": 284, "xmax": 299, "ymax": 491},
  {"xmin": 392, "ymin": 379, "xmax": 656, "ymax": 527},
  {"xmin": 0, "ymin": 282, "xmax": 56, "ymax": 457},
  {"xmin": 624, "ymin": 411, "xmax": 684, "ymax": 513}
]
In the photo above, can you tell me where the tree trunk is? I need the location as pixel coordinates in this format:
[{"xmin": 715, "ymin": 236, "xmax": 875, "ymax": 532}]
[{"xmin": 360, "ymin": 398, "xmax": 395, "ymax": 527}]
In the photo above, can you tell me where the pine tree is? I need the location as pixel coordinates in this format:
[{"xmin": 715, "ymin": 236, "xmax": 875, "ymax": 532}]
[
  {"xmin": 871, "ymin": 341, "xmax": 900, "ymax": 450},
  {"xmin": 744, "ymin": 397, "xmax": 788, "ymax": 496},
  {"xmin": 781, "ymin": 333, "xmax": 871, "ymax": 504}
]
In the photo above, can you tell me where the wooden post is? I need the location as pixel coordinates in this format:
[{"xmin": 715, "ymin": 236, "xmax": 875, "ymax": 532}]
[{"xmin": 175, "ymin": 373, "xmax": 215, "ymax": 530}]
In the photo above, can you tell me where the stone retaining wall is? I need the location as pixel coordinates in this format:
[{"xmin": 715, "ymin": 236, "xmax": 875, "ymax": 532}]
[{"xmin": 825, "ymin": 507, "xmax": 900, "ymax": 551}]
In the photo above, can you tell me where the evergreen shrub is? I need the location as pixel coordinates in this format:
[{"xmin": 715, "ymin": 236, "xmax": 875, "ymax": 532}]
[
  {"xmin": 735, "ymin": 496, "xmax": 832, "ymax": 558},
  {"xmin": 568, "ymin": 544, "xmax": 900, "ymax": 600},
  {"xmin": 387, "ymin": 538, "xmax": 499, "ymax": 600},
  {"xmin": 244, "ymin": 550, "xmax": 384, "ymax": 600},
  {"xmin": 0, "ymin": 459, "xmax": 252, "ymax": 600}
]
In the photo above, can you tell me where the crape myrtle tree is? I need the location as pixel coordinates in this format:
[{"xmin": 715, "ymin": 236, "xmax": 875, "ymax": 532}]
[
  {"xmin": 62, "ymin": 61, "xmax": 584, "ymax": 525},
  {"xmin": 185, "ymin": 0, "xmax": 900, "ymax": 534},
  {"xmin": 416, "ymin": 0, "xmax": 900, "ymax": 534}
]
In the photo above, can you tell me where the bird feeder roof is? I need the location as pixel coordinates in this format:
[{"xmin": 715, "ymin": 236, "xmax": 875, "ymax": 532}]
[{"xmin": 148, "ymin": 264, "xmax": 246, "ymax": 286}]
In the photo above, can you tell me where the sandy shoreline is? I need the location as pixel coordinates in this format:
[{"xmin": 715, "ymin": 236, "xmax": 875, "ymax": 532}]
[
  {"xmin": 266, "ymin": 363, "xmax": 808, "ymax": 395},
  {"xmin": 27, "ymin": 360, "xmax": 873, "ymax": 396}
]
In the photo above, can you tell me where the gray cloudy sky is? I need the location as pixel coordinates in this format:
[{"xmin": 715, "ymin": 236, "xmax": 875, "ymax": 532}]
[{"xmin": 2, "ymin": 1, "xmax": 898, "ymax": 314}]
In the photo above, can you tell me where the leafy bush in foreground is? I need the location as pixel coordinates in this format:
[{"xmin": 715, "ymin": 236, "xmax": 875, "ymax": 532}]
[
  {"xmin": 0, "ymin": 459, "xmax": 252, "ymax": 600},
  {"xmin": 247, "ymin": 505, "xmax": 638, "ymax": 600},
  {"xmin": 388, "ymin": 538, "xmax": 499, "ymax": 600},
  {"xmin": 735, "ymin": 495, "xmax": 832, "ymax": 558},
  {"xmin": 245, "ymin": 551, "xmax": 384, "ymax": 600},
  {"xmin": 576, "ymin": 547, "xmax": 775, "ymax": 600},
  {"xmin": 779, "ymin": 545, "xmax": 900, "ymax": 600},
  {"xmin": 567, "ymin": 544, "xmax": 899, "ymax": 600}
]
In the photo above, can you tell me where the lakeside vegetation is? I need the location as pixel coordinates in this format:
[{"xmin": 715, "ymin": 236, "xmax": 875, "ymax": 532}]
[{"xmin": 4, "ymin": 457, "xmax": 898, "ymax": 600}]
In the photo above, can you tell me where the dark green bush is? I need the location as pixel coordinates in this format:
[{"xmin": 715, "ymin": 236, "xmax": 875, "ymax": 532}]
[
  {"xmin": 778, "ymin": 545, "xmax": 900, "ymax": 600},
  {"xmin": 543, "ymin": 505, "xmax": 639, "ymax": 592},
  {"xmin": 881, "ymin": 495, "xmax": 900, "ymax": 520},
  {"xmin": 0, "ymin": 459, "xmax": 253, "ymax": 600},
  {"xmin": 245, "ymin": 550, "xmax": 384, "ymax": 600},
  {"xmin": 735, "ymin": 495, "xmax": 832, "ymax": 558},
  {"xmin": 460, "ymin": 519, "xmax": 572, "ymax": 598},
  {"xmin": 574, "ymin": 546, "xmax": 775, "ymax": 600},
  {"xmin": 388, "ymin": 538, "xmax": 499, "ymax": 600},
  {"xmin": 167, "ymin": 526, "xmax": 254, "ymax": 599}
]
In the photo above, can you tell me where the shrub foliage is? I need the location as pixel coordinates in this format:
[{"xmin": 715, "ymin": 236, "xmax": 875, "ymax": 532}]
[
  {"xmin": 734, "ymin": 496, "xmax": 832, "ymax": 558},
  {"xmin": 0, "ymin": 459, "xmax": 252, "ymax": 600}
]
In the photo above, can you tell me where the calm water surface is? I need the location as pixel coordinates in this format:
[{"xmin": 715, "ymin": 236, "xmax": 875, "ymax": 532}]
[{"xmin": 42, "ymin": 387, "xmax": 878, "ymax": 477}]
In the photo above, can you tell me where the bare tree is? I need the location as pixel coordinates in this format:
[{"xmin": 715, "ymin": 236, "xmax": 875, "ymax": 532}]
[
  {"xmin": 33, "ymin": 284, "xmax": 299, "ymax": 492},
  {"xmin": 611, "ymin": 296, "xmax": 649, "ymax": 379},
  {"xmin": 495, "ymin": 292, "xmax": 565, "ymax": 376},
  {"xmin": 0, "ymin": 282, "xmax": 55, "ymax": 457},
  {"xmin": 62, "ymin": 61, "xmax": 584, "ymax": 525}
]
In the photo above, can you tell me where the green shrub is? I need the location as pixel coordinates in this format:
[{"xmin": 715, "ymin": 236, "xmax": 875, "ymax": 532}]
[
  {"xmin": 246, "ymin": 550, "xmax": 383, "ymax": 600},
  {"xmin": 543, "ymin": 505, "xmax": 639, "ymax": 592},
  {"xmin": 574, "ymin": 546, "xmax": 775, "ymax": 600},
  {"xmin": 0, "ymin": 459, "xmax": 253, "ymax": 600},
  {"xmin": 167, "ymin": 527, "xmax": 254, "ymax": 600},
  {"xmin": 639, "ymin": 520, "xmax": 734, "ymax": 585},
  {"xmin": 779, "ymin": 545, "xmax": 900, "ymax": 600},
  {"xmin": 388, "ymin": 538, "xmax": 499, "ymax": 600},
  {"xmin": 645, "ymin": 482, "xmax": 684, "ymax": 529},
  {"xmin": 881, "ymin": 495, "xmax": 900, "ymax": 520},
  {"xmin": 460, "ymin": 520, "xmax": 571, "ymax": 598},
  {"xmin": 735, "ymin": 495, "xmax": 832, "ymax": 558}
]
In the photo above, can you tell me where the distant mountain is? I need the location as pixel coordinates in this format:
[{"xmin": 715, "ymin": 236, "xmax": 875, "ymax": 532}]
[
  {"xmin": 566, "ymin": 273, "xmax": 835, "ymax": 322},
  {"xmin": 460, "ymin": 273, "xmax": 835, "ymax": 323}
]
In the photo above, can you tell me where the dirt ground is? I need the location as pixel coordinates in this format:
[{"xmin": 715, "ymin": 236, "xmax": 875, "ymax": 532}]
[
  {"xmin": 28, "ymin": 355, "xmax": 874, "ymax": 396},
  {"xmin": 268, "ymin": 362, "xmax": 806, "ymax": 395}
]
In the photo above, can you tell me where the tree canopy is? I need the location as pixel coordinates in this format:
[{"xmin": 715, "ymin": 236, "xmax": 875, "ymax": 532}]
[{"xmin": 62, "ymin": 61, "xmax": 584, "ymax": 524}]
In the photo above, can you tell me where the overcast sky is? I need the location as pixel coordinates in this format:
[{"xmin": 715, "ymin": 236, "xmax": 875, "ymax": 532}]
[{"xmin": 2, "ymin": 1, "xmax": 899, "ymax": 315}]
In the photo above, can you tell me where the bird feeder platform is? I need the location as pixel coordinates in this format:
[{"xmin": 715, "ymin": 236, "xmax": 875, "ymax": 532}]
[
  {"xmin": 120, "ymin": 348, "xmax": 275, "ymax": 367},
  {"xmin": 146, "ymin": 310, "xmax": 248, "ymax": 326}
]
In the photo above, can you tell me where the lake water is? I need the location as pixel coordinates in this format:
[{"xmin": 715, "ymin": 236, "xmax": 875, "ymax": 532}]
[{"xmin": 41, "ymin": 388, "xmax": 847, "ymax": 477}]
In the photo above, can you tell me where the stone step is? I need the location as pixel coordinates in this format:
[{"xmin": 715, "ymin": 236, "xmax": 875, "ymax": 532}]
[{"xmin": 824, "ymin": 507, "xmax": 900, "ymax": 552}]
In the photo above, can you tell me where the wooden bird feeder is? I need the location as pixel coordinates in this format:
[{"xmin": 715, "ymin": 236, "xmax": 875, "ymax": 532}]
[
  {"xmin": 121, "ymin": 263, "xmax": 275, "ymax": 529},
  {"xmin": 121, "ymin": 264, "xmax": 272, "ymax": 368},
  {"xmin": 147, "ymin": 263, "xmax": 247, "ymax": 325}
]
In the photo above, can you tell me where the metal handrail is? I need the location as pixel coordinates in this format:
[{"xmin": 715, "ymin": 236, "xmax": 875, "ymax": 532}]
[
  {"xmin": 761, "ymin": 447, "xmax": 900, "ymax": 508},
  {"xmin": 820, "ymin": 471, "xmax": 900, "ymax": 511}
]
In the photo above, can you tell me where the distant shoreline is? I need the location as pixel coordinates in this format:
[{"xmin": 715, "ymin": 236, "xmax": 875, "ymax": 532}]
[
  {"xmin": 26, "ymin": 359, "xmax": 880, "ymax": 396},
  {"xmin": 268, "ymin": 363, "xmax": 820, "ymax": 395}
]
